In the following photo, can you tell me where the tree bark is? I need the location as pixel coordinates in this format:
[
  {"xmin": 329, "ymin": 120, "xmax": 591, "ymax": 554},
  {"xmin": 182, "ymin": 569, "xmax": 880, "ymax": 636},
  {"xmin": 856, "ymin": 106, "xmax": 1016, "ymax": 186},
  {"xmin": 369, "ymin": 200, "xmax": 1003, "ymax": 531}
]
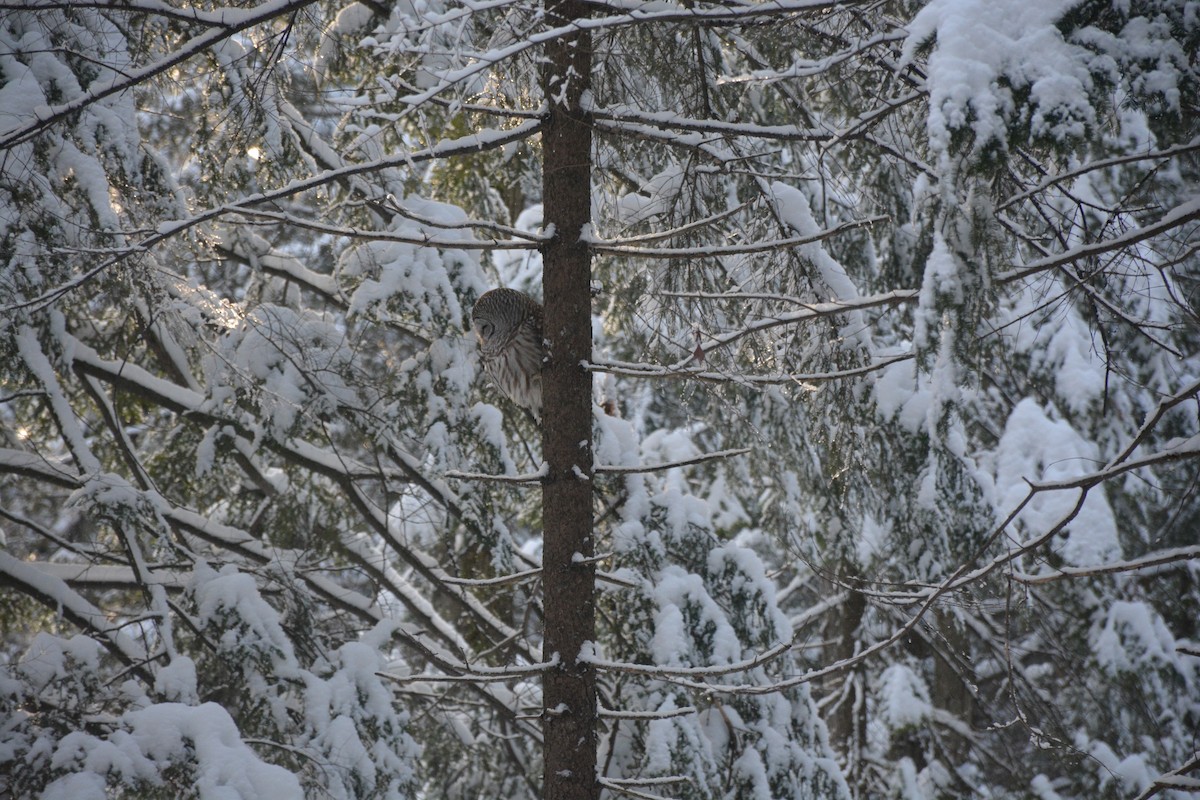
[
  {"xmin": 540, "ymin": 2, "xmax": 596, "ymax": 800},
  {"xmin": 825, "ymin": 582, "xmax": 866, "ymax": 792}
]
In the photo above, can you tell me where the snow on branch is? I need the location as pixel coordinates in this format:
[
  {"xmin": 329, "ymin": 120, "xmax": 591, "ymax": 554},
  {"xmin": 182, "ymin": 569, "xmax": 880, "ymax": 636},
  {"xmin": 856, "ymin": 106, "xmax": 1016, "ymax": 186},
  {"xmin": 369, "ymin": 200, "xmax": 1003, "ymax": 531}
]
[
  {"xmin": 151, "ymin": 504, "xmax": 543, "ymax": 737},
  {"xmin": 159, "ymin": 504, "xmax": 492, "ymax": 676},
  {"xmin": 819, "ymin": 90, "xmax": 926, "ymax": 153},
  {"xmin": 865, "ymin": 424, "xmax": 1200, "ymax": 607},
  {"xmin": 380, "ymin": 195, "xmax": 546, "ymax": 240},
  {"xmin": 444, "ymin": 464, "xmax": 549, "ymax": 483},
  {"xmin": 583, "ymin": 639, "xmax": 793, "ymax": 678},
  {"xmin": 68, "ymin": 341, "xmax": 407, "ymax": 482},
  {"xmin": 598, "ymin": 706, "xmax": 698, "ymax": 720},
  {"xmin": 213, "ymin": 242, "xmax": 342, "ymax": 301},
  {"xmin": 1024, "ymin": 434, "xmax": 1200, "ymax": 493},
  {"xmin": 1103, "ymin": 377, "xmax": 1200, "ymax": 471},
  {"xmin": 588, "ymin": 215, "xmax": 886, "ymax": 258},
  {"xmin": 606, "ymin": 480, "xmax": 1093, "ymax": 696},
  {"xmin": 998, "ymin": 137, "xmax": 1200, "ymax": 212},
  {"xmin": 722, "ymin": 27, "xmax": 911, "ymax": 84},
  {"xmin": 591, "ymin": 103, "xmax": 830, "ymax": 142},
  {"xmin": 396, "ymin": 0, "xmax": 850, "ymax": 111},
  {"xmin": 875, "ymin": 423, "xmax": 1200, "ymax": 602},
  {"xmin": 339, "ymin": 479, "xmax": 536, "ymax": 661},
  {"xmin": 997, "ymin": 199, "xmax": 1200, "ymax": 285},
  {"xmin": 587, "ymin": 352, "xmax": 914, "ymax": 385},
  {"xmin": 0, "ymin": 0, "xmax": 307, "ymax": 26},
  {"xmin": 576, "ymin": 0, "xmax": 852, "ymax": 23},
  {"xmin": 1131, "ymin": 753, "xmax": 1200, "ymax": 800},
  {"xmin": 592, "ymin": 116, "xmax": 742, "ymax": 162},
  {"xmin": 673, "ymin": 288, "xmax": 915, "ymax": 353},
  {"xmin": 0, "ymin": 550, "xmax": 152, "ymax": 680},
  {"xmin": 593, "ymin": 447, "xmax": 750, "ymax": 475},
  {"xmin": 596, "ymin": 202, "xmax": 752, "ymax": 246},
  {"xmin": 22, "ymin": 561, "xmax": 190, "ymax": 591},
  {"xmin": 3, "ymin": 117, "xmax": 544, "ymax": 314},
  {"xmin": 1012, "ymin": 544, "xmax": 1200, "ymax": 585},
  {"xmin": 602, "ymin": 776, "xmax": 694, "ymax": 787},
  {"xmin": 0, "ymin": 448, "xmax": 78, "ymax": 488},
  {"xmin": 57, "ymin": 336, "xmax": 538, "ymax": 672},
  {"xmin": 0, "ymin": 0, "xmax": 319, "ymax": 150},
  {"xmin": 441, "ymin": 567, "xmax": 542, "ymax": 587},
  {"xmin": 232, "ymin": 207, "xmax": 544, "ymax": 250},
  {"xmin": 600, "ymin": 775, "xmax": 694, "ymax": 800},
  {"xmin": 379, "ymin": 657, "xmax": 558, "ymax": 684}
]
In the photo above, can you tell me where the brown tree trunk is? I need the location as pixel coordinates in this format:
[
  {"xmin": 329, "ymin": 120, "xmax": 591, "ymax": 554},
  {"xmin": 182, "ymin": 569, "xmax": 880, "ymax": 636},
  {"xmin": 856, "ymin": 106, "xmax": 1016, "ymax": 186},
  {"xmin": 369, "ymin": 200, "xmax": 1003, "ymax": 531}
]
[
  {"xmin": 825, "ymin": 583, "xmax": 867, "ymax": 794},
  {"xmin": 540, "ymin": 2, "xmax": 596, "ymax": 800}
]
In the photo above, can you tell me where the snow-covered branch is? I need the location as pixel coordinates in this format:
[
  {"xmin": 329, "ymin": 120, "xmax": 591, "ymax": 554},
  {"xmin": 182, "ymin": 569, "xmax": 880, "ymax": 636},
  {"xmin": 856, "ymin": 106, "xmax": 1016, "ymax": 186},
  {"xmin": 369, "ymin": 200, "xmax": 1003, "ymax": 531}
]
[
  {"xmin": 1131, "ymin": 753, "xmax": 1200, "ymax": 800},
  {"xmin": 396, "ymin": 0, "xmax": 853, "ymax": 111},
  {"xmin": 996, "ymin": 199, "xmax": 1200, "ymax": 284},
  {"xmin": 3, "ymin": 117, "xmax": 544, "ymax": 314},
  {"xmin": 584, "ymin": 639, "xmax": 793, "ymax": 678},
  {"xmin": 0, "ymin": 0, "xmax": 306, "ymax": 26},
  {"xmin": 591, "ymin": 103, "xmax": 830, "ymax": 143},
  {"xmin": 0, "ymin": 550, "xmax": 152, "ymax": 680},
  {"xmin": 598, "ymin": 706, "xmax": 698, "ymax": 720},
  {"xmin": 687, "ymin": 288, "xmax": 914, "ymax": 355},
  {"xmin": 380, "ymin": 658, "xmax": 558, "ymax": 683},
  {"xmin": 0, "ymin": 0, "xmax": 319, "ymax": 150},
  {"xmin": 600, "ymin": 775, "xmax": 694, "ymax": 800},
  {"xmin": 588, "ymin": 215, "xmax": 885, "ymax": 258},
  {"xmin": 1012, "ymin": 544, "xmax": 1200, "ymax": 585},
  {"xmin": 444, "ymin": 464, "xmax": 549, "ymax": 483},
  {"xmin": 232, "ymin": 207, "xmax": 544, "ymax": 250},
  {"xmin": 441, "ymin": 568, "xmax": 542, "ymax": 587},
  {"xmin": 597, "ymin": 202, "xmax": 752, "ymax": 246},
  {"xmin": 593, "ymin": 447, "xmax": 750, "ymax": 474},
  {"xmin": 1027, "ymin": 436, "xmax": 1200, "ymax": 493},
  {"xmin": 998, "ymin": 137, "xmax": 1200, "ymax": 211},
  {"xmin": 19, "ymin": 561, "xmax": 191, "ymax": 591},
  {"xmin": 0, "ymin": 448, "xmax": 78, "ymax": 488},
  {"xmin": 587, "ymin": 352, "xmax": 914, "ymax": 384}
]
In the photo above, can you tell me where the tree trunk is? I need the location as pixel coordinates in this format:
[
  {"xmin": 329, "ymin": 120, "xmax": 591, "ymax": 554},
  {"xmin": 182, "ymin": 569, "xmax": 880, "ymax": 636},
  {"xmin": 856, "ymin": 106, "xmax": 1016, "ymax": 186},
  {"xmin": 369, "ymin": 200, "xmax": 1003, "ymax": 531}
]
[
  {"xmin": 825, "ymin": 583, "xmax": 867, "ymax": 794},
  {"xmin": 540, "ymin": 2, "xmax": 596, "ymax": 800}
]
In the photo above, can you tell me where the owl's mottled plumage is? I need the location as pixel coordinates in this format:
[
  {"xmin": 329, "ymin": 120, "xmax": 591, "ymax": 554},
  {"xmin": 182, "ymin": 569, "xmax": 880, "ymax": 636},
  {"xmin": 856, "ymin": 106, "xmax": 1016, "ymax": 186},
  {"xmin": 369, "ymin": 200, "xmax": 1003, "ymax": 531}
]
[{"xmin": 472, "ymin": 288, "xmax": 545, "ymax": 419}]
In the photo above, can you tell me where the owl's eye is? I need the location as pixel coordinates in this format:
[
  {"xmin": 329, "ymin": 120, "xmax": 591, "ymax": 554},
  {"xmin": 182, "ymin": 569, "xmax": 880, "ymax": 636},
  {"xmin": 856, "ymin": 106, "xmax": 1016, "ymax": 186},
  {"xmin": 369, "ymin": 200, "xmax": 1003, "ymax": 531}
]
[{"xmin": 477, "ymin": 320, "xmax": 494, "ymax": 338}]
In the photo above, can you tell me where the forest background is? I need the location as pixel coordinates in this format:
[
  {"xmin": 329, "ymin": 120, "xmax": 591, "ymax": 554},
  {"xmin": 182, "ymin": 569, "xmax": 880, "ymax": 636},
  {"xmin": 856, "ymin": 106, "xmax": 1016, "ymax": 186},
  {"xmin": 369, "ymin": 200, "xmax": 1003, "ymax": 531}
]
[{"xmin": 1, "ymin": 0, "xmax": 1198, "ymax": 798}]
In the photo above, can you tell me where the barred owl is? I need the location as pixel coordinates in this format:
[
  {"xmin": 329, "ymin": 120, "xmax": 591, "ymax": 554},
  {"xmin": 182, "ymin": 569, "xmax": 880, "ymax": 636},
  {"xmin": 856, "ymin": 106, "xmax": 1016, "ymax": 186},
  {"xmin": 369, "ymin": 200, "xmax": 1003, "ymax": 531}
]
[{"xmin": 471, "ymin": 288, "xmax": 545, "ymax": 420}]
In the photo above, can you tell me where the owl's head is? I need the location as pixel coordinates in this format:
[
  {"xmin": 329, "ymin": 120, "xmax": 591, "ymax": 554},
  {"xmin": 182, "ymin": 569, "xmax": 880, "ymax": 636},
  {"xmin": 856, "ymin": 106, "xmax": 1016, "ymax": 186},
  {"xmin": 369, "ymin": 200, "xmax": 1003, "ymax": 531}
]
[{"xmin": 471, "ymin": 287, "xmax": 540, "ymax": 354}]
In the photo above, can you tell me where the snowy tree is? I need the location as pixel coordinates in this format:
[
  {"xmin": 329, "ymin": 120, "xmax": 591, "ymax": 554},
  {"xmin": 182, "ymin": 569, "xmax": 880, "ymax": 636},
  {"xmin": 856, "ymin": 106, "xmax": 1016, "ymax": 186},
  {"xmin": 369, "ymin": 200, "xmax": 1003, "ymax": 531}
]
[{"xmin": 2, "ymin": 1, "xmax": 1198, "ymax": 800}]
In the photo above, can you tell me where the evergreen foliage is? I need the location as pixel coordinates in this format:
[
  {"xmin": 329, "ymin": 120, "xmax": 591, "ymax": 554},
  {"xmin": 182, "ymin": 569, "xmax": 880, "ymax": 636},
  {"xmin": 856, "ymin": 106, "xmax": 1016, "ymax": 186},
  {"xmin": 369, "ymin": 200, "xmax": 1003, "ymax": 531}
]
[{"xmin": 2, "ymin": 1, "xmax": 1197, "ymax": 799}]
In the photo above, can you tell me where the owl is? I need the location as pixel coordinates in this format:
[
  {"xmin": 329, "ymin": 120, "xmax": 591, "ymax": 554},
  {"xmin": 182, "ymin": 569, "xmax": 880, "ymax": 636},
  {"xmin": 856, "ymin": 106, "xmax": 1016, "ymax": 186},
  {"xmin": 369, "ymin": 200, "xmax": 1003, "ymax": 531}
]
[{"xmin": 471, "ymin": 288, "xmax": 545, "ymax": 420}]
